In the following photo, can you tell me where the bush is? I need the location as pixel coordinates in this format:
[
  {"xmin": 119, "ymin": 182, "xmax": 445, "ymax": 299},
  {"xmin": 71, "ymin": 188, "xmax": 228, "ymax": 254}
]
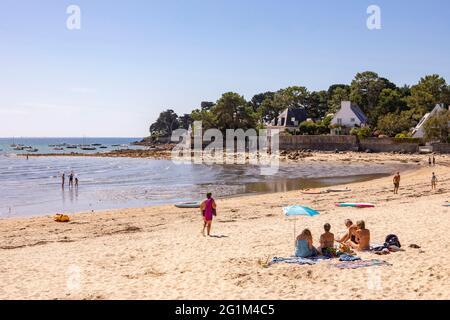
[
  {"xmin": 350, "ymin": 127, "xmax": 372, "ymax": 139},
  {"xmin": 298, "ymin": 121, "xmax": 330, "ymax": 135}
]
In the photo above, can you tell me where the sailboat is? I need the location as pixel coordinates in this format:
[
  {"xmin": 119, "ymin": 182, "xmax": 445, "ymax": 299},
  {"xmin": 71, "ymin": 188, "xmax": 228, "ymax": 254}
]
[
  {"xmin": 10, "ymin": 137, "xmax": 17, "ymax": 148},
  {"xmin": 80, "ymin": 136, "xmax": 96, "ymax": 150}
]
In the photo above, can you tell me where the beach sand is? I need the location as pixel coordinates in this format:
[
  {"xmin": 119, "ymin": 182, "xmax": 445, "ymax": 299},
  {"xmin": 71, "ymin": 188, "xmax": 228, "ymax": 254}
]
[{"xmin": 0, "ymin": 153, "xmax": 449, "ymax": 300}]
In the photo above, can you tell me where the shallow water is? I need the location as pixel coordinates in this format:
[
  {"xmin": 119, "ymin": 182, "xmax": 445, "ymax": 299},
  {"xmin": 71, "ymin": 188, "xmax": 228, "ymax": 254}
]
[{"xmin": 0, "ymin": 155, "xmax": 411, "ymax": 218}]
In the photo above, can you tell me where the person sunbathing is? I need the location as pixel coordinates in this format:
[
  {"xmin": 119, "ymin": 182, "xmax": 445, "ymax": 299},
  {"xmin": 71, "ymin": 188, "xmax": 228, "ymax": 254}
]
[
  {"xmin": 318, "ymin": 223, "xmax": 334, "ymax": 254},
  {"xmin": 348, "ymin": 220, "xmax": 370, "ymax": 251},
  {"xmin": 336, "ymin": 219, "xmax": 358, "ymax": 245},
  {"xmin": 295, "ymin": 229, "xmax": 319, "ymax": 258}
]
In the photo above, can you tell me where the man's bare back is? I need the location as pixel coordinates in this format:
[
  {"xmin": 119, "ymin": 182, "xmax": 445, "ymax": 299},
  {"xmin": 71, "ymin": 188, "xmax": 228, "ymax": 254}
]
[
  {"xmin": 352, "ymin": 229, "xmax": 370, "ymax": 251},
  {"xmin": 320, "ymin": 232, "xmax": 335, "ymax": 248}
]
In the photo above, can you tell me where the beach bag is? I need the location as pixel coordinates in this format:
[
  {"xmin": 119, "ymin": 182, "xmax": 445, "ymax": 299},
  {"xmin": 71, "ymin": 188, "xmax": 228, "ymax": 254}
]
[
  {"xmin": 384, "ymin": 234, "xmax": 401, "ymax": 248},
  {"xmin": 54, "ymin": 214, "xmax": 70, "ymax": 223}
]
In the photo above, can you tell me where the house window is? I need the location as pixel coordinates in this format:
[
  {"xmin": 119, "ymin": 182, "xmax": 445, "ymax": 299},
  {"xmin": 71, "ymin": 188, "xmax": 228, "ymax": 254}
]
[
  {"xmin": 337, "ymin": 118, "xmax": 342, "ymax": 125},
  {"xmin": 350, "ymin": 118, "xmax": 355, "ymax": 122}
]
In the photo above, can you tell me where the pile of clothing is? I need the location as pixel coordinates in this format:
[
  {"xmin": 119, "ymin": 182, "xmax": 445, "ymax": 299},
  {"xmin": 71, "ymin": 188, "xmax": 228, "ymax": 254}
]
[{"xmin": 371, "ymin": 234, "xmax": 402, "ymax": 255}]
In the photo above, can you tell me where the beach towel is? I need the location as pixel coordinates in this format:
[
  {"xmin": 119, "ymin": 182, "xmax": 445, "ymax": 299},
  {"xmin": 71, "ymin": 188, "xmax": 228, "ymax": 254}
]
[
  {"xmin": 270, "ymin": 256, "xmax": 330, "ymax": 266},
  {"xmin": 339, "ymin": 254, "xmax": 361, "ymax": 262},
  {"xmin": 334, "ymin": 259, "xmax": 392, "ymax": 269}
]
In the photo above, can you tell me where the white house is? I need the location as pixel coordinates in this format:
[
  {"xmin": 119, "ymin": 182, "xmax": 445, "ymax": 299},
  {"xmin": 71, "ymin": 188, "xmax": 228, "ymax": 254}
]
[
  {"xmin": 331, "ymin": 101, "xmax": 368, "ymax": 134},
  {"xmin": 412, "ymin": 104, "xmax": 447, "ymax": 138}
]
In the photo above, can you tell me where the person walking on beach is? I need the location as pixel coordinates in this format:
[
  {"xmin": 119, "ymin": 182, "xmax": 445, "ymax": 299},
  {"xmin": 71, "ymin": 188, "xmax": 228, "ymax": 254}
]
[
  {"xmin": 69, "ymin": 171, "xmax": 74, "ymax": 188},
  {"xmin": 200, "ymin": 192, "xmax": 217, "ymax": 237},
  {"xmin": 393, "ymin": 172, "xmax": 401, "ymax": 194},
  {"xmin": 431, "ymin": 172, "xmax": 438, "ymax": 190},
  {"xmin": 61, "ymin": 173, "xmax": 65, "ymax": 188},
  {"xmin": 433, "ymin": 155, "xmax": 436, "ymax": 166},
  {"xmin": 428, "ymin": 156, "xmax": 432, "ymax": 166}
]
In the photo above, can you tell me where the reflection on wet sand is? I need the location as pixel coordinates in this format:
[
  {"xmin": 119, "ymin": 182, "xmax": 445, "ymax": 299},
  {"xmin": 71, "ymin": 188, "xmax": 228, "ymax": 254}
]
[{"xmin": 244, "ymin": 173, "xmax": 388, "ymax": 194}]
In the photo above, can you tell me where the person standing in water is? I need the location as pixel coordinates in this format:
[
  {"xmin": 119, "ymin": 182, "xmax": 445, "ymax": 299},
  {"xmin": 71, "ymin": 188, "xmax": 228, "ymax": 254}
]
[
  {"xmin": 69, "ymin": 171, "xmax": 74, "ymax": 188},
  {"xmin": 431, "ymin": 172, "xmax": 438, "ymax": 190},
  {"xmin": 75, "ymin": 177, "xmax": 79, "ymax": 188},
  {"xmin": 200, "ymin": 192, "xmax": 217, "ymax": 237},
  {"xmin": 393, "ymin": 172, "xmax": 401, "ymax": 194},
  {"xmin": 61, "ymin": 173, "xmax": 65, "ymax": 188}
]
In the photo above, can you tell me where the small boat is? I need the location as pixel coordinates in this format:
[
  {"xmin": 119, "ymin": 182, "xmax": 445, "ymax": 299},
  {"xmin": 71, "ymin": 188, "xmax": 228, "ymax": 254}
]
[
  {"xmin": 81, "ymin": 146, "xmax": 97, "ymax": 151},
  {"xmin": 99, "ymin": 146, "xmax": 108, "ymax": 149},
  {"xmin": 26, "ymin": 148, "xmax": 39, "ymax": 153},
  {"xmin": 66, "ymin": 145, "xmax": 78, "ymax": 149},
  {"xmin": 53, "ymin": 147, "xmax": 64, "ymax": 151},
  {"xmin": 111, "ymin": 144, "xmax": 120, "ymax": 147},
  {"xmin": 13, "ymin": 146, "xmax": 24, "ymax": 151},
  {"xmin": 175, "ymin": 201, "xmax": 201, "ymax": 209},
  {"xmin": 91, "ymin": 143, "xmax": 102, "ymax": 146}
]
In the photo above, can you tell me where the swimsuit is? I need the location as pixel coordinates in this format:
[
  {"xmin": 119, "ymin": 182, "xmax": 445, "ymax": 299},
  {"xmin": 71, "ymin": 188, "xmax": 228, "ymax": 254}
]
[
  {"xmin": 203, "ymin": 198, "xmax": 214, "ymax": 222},
  {"xmin": 295, "ymin": 240, "xmax": 316, "ymax": 258}
]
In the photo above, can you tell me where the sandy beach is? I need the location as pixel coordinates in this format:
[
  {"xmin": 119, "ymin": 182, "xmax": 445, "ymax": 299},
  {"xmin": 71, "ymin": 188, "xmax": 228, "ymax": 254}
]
[{"xmin": 1, "ymin": 152, "xmax": 449, "ymax": 300}]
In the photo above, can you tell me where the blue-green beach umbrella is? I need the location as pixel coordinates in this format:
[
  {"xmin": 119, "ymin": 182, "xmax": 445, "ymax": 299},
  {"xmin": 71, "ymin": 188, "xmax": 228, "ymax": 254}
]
[{"xmin": 283, "ymin": 205, "xmax": 320, "ymax": 242}]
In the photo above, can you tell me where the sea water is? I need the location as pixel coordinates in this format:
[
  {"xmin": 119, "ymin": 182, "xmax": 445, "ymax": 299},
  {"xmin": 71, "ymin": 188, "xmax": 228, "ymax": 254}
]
[{"xmin": 0, "ymin": 152, "xmax": 412, "ymax": 218}]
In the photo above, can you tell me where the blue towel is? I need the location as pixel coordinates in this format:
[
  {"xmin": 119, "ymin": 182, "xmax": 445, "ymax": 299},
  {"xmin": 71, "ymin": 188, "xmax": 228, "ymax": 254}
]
[
  {"xmin": 270, "ymin": 256, "xmax": 330, "ymax": 266},
  {"xmin": 339, "ymin": 254, "xmax": 361, "ymax": 262},
  {"xmin": 335, "ymin": 259, "xmax": 392, "ymax": 269}
]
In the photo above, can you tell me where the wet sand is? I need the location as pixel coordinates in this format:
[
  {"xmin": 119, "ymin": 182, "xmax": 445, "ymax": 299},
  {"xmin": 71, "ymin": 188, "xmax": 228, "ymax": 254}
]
[{"xmin": 0, "ymin": 153, "xmax": 449, "ymax": 300}]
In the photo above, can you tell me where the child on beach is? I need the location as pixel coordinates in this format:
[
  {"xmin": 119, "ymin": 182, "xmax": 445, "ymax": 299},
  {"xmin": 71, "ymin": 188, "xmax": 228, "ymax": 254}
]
[
  {"xmin": 431, "ymin": 172, "xmax": 438, "ymax": 190},
  {"xmin": 393, "ymin": 172, "xmax": 401, "ymax": 194},
  {"xmin": 318, "ymin": 223, "xmax": 334, "ymax": 255},
  {"xmin": 200, "ymin": 193, "xmax": 217, "ymax": 237}
]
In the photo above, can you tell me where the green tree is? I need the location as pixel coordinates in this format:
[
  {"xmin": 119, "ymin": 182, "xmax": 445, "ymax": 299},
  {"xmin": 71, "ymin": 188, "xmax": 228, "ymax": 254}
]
[
  {"xmin": 190, "ymin": 108, "xmax": 216, "ymax": 130},
  {"xmin": 307, "ymin": 90, "xmax": 328, "ymax": 120},
  {"xmin": 149, "ymin": 109, "xmax": 180, "ymax": 137},
  {"xmin": 200, "ymin": 101, "xmax": 215, "ymax": 111},
  {"xmin": 377, "ymin": 111, "xmax": 414, "ymax": 137},
  {"xmin": 279, "ymin": 86, "xmax": 309, "ymax": 109},
  {"xmin": 178, "ymin": 113, "xmax": 192, "ymax": 130},
  {"xmin": 423, "ymin": 109, "xmax": 450, "ymax": 142},
  {"xmin": 250, "ymin": 92, "xmax": 274, "ymax": 113},
  {"xmin": 328, "ymin": 86, "xmax": 350, "ymax": 114},
  {"xmin": 212, "ymin": 92, "xmax": 256, "ymax": 131},
  {"xmin": 407, "ymin": 75, "xmax": 450, "ymax": 117},
  {"xmin": 257, "ymin": 87, "xmax": 309, "ymax": 124},
  {"xmin": 350, "ymin": 71, "xmax": 397, "ymax": 125}
]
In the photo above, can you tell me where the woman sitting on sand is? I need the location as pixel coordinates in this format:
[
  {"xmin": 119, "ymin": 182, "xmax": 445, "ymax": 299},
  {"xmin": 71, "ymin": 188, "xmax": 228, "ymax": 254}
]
[{"xmin": 295, "ymin": 229, "xmax": 319, "ymax": 258}]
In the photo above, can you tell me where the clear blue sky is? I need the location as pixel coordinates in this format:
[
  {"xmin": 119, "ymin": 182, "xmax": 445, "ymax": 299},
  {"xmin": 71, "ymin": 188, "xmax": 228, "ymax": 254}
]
[{"xmin": 0, "ymin": 0, "xmax": 449, "ymax": 137}]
